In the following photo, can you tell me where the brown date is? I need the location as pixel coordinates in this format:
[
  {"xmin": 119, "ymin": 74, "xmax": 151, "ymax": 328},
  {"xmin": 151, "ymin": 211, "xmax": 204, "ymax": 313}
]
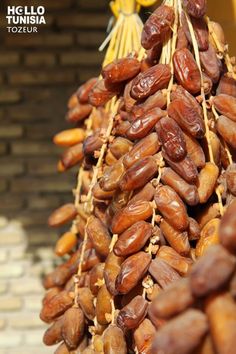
[
  {"xmin": 149, "ymin": 278, "xmax": 194, "ymax": 319},
  {"xmin": 155, "ymin": 185, "xmax": 189, "ymax": 231},
  {"xmin": 181, "ymin": 12, "xmax": 209, "ymax": 51},
  {"xmin": 83, "ymin": 133, "xmax": 103, "ymax": 156},
  {"xmin": 188, "ymin": 217, "xmax": 201, "ymax": 241},
  {"xmin": 141, "ymin": 5, "xmax": 175, "ymax": 49},
  {"xmin": 66, "ymin": 104, "xmax": 92, "ymax": 123},
  {"xmin": 128, "ymin": 182, "xmax": 155, "ymax": 205},
  {"xmin": 111, "ymin": 200, "xmax": 153, "ymax": 234},
  {"xmin": 146, "ymin": 42, "xmax": 163, "ymax": 65},
  {"xmin": 168, "ymin": 98, "xmax": 205, "ymax": 139},
  {"xmin": 115, "ymin": 252, "xmax": 151, "ymax": 294},
  {"xmin": 131, "ymin": 64, "xmax": 171, "ymax": 100},
  {"xmin": 197, "ymin": 162, "xmax": 219, "ymax": 204},
  {"xmin": 89, "ymin": 79, "xmax": 121, "ymax": 107},
  {"xmin": 48, "ymin": 204, "xmax": 77, "ymax": 228},
  {"xmin": 86, "ymin": 216, "xmax": 111, "ymax": 258},
  {"xmin": 61, "ymin": 143, "xmax": 84, "ymax": 170},
  {"xmin": 43, "ymin": 317, "xmax": 63, "ymax": 346},
  {"xmin": 89, "ymin": 263, "xmax": 105, "ymax": 296},
  {"xmin": 96, "ymin": 284, "xmax": 112, "ymax": 325},
  {"xmin": 117, "ymin": 295, "xmax": 148, "ymax": 331},
  {"xmin": 171, "ymin": 85, "xmax": 203, "ymax": 116},
  {"xmin": 162, "ymin": 150, "xmax": 198, "ymax": 184},
  {"xmin": 196, "ymin": 218, "xmax": 220, "ymax": 258},
  {"xmin": 92, "ymin": 182, "xmax": 115, "ymax": 200},
  {"xmin": 102, "ymin": 57, "xmax": 141, "ymax": 84},
  {"xmin": 119, "ymin": 156, "xmax": 158, "ymax": 191},
  {"xmin": 104, "ymin": 252, "xmax": 124, "ymax": 296},
  {"xmin": 226, "ymin": 164, "xmax": 236, "ymax": 196},
  {"xmin": 184, "ymin": 132, "xmax": 206, "ymax": 168},
  {"xmin": 149, "ymin": 258, "xmax": 181, "ymax": 289},
  {"xmin": 206, "ymin": 292, "xmax": 236, "ymax": 354},
  {"xmin": 217, "ymin": 115, "xmax": 236, "ymax": 149},
  {"xmin": 103, "ymin": 325, "xmax": 127, "ymax": 354},
  {"xmin": 99, "ymin": 159, "xmax": 125, "ymax": 192},
  {"xmin": 213, "ymin": 94, "xmax": 236, "ymax": 122},
  {"xmin": 156, "ymin": 117, "xmax": 187, "ymax": 161},
  {"xmin": 77, "ymin": 287, "xmax": 95, "ymax": 321},
  {"xmin": 190, "ymin": 244, "xmax": 236, "ymax": 297},
  {"xmin": 161, "ymin": 167, "xmax": 199, "ymax": 206},
  {"xmin": 176, "ymin": 27, "xmax": 189, "ymax": 50},
  {"xmin": 173, "ymin": 48, "xmax": 201, "ymax": 94},
  {"xmin": 157, "ymin": 246, "xmax": 193, "ymax": 275},
  {"xmin": 217, "ymin": 74, "xmax": 236, "ymax": 98},
  {"xmin": 62, "ymin": 307, "xmax": 85, "ymax": 349},
  {"xmin": 126, "ymin": 107, "xmax": 165, "ymax": 140},
  {"xmin": 183, "ymin": 0, "xmax": 207, "ymax": 18},
  {"xmin": 132, "ymin": 90, "xmax": 167, "ymax": 119},
  {"xmin": 54, "ymin": 343, "xmax": 70, "ymax": 354},
  {"xmin": 124, "ymin": 79, "xmax": 136, "ymax": 112},
  {"xmin": 109, "ymin": 137, "xmax": 133, "ymax": 159},
  {"xmin": 160, "ymin": 219, "xmax": 190, "ymax": 256},
  {"xmin": 134, "ymin": 319, "xmax": 156, "ymax": 354},
  {"xmin": 151, "ymin": 309, "xmax": 208, "ymax": 354},
  {"xmin": 123, "ymin": 133, "xmax": 160, "ymax": 168},
  {"xmin": 40, "ymin": 290, "xmax": 73, "ymax": 323},
  {"xmin": 77, "ymin": 77, "xmax": 98, "ymax": 104},
  {"xmin": 220, "ymin": 200, "xmax": 236, "ymax": 253},
  {"xmin": 200, "ymin": 44, "xmax": 221, "ymax": 83},
  {"xmin": 113, "ymin": 221, "xmax": 152, "ymax": 257}
]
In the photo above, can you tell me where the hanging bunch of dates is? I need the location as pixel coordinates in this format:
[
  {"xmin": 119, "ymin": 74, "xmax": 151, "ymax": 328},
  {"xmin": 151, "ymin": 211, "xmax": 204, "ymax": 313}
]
[{"xmin": 41, "ymin": 0, "xmax": 236, "ymax": 353}]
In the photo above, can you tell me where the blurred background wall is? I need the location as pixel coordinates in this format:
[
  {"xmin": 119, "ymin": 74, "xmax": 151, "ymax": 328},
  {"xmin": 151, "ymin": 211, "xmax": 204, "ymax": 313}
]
[{"xmin": 0, "ymin": 0, "xmax": 235, "ymax": 353}]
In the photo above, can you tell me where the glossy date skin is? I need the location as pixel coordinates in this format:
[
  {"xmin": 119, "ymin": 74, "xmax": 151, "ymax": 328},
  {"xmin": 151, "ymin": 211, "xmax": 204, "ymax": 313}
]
[
  {"xmin": 216, "ymin": 115, "xmax": 236, "ymax": 149},
  {"xmin": 168, "ymin": 98, "xmax": 205, "ymax": 139},
  {"xmin": 155, "ymin": 185, "xmax": 189, "ymax": 231},
  {"xmin": 156, "ymin": 117, "xmax": 187, "ymax": 161},
  {"xmin": 62, "ymin": 307, "xmax": 85, "ymax": 350},
  {"xmin": 160, "ymin": 219, "xmax": 190, "ymax": 256},
  {"xmin": 123, "ymin": 133, "xmax": 160, "ymax": 168},
  {"xmin": 111, "ymin": 200, "xmax": 153, "ymax": 234},
  {"xmin": 119, "ymin": 156, "xmax": 158, "ymax": 191},
  {"xmin": 162, "ymin": 150, "xmax": 198, "ymax": 184},
  {"xmin": 141, "ymin": 5, "xmax": 175, "ymax": 50},
  {"xmin": 104, "ymin": 252, "xmax": 124, "ymax": 296},
  {"xmin": 131, "ymin": 64, "xmax": 171, "ymax": 100},
  {"xmin": 183, "ymin": 0, "xmax": 207, "ymax": 19},
  {"xmin": 102, "ymin": 57, "xmax": 141, "ymax": 84},
  {"xmin": 48, "ymin": 204, "xmax": 77, "ymax": 228},
  {"xmin": 200, "ymin": 44, "xmax": 221, "ymax": 83},
  {"xmin": 173, "ymin": 48, "xmax": 201, "ymax": 94},
  {"xmin": 161, "ymin": 167, "xmax": 199, "ymax": 206},
  {"xmin": 181, "ymin": 12, "xmax": 209, "ymax": 51},
  {"xmin": 77, "ymin": 77, "xmax": 98, "ymax": 104},
  {"xmin": 115, "ymin": 252, "xmax": 151, "ymax": 294},
  {"xmin": 86, "ymin": 216, "xmax": 111, "ymax": 258},
  {"xmin": 117, "ymin": 295, "xmax": 148, "ymax": 331},
  {"xmin": 126, "ymin": 107, "xmax": 165, "ymax": 140},
  {"xmin": 149, "ymin": 258, "xmax": 181, "ymax": 289},
  {"xmin": 213, "ymin": 94, "xmax": 236, "ymax": 122},
  {"xmin": 113, "ymin": 221, "xmax": 152, "ymax": 257}
]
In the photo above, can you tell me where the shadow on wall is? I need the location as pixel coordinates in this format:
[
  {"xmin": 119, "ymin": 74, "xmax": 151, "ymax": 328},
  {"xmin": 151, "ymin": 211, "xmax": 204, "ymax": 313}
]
[{"xmin": 0, "ymin": 216, "xmax": 60, "ymax": 354}]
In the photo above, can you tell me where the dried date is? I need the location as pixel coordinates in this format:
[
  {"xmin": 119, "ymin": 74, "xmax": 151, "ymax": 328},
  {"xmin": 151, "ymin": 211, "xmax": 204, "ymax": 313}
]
[
  {"xmin": 117, "ymin": 295, "xmax": 148, "ymax": 331},
  {"xmin": 131, "ymin": 64, "xmax": 171, "ymax": 100},
  {"xmin": 183, "ymin": 0, "xmax": 207, "ymax": 18},
  {"xmin": 156, "ymin": 117, "xmax": 187, "ymax": 161},
  {"xmin": 155, "ymin": 185, "xmax": 189, "ymax": 231},
  {"xmin": 115, "ymin": 252, "xmax": 151, "ymax": 294},
  {"xmin": 216, "ymin": 115, "xmax": 236, "ymax": 149},
  {"xmin": 113, "ymin": 221, "xmax": 152, "ymax": 257},
  {"xmin": 102, "ymin": 57, "xmax": 141, "ymax": 84},
  {"xmin": 173, "ymin": 48, "xmax": 201, "ymax": 94},
  {"xmin": 141, "ymin": 5, "xmax": 175, "ymax": 49}
]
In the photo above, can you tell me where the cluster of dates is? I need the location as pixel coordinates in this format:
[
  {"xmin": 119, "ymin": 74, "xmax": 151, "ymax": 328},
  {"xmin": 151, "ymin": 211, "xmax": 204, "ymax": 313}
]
[{"xmin": 40, "ymin": 0, "xmax": 236, "ymax": 353}]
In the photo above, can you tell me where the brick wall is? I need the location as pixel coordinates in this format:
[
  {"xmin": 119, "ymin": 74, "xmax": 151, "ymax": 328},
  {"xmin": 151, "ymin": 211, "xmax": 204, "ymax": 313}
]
[
  {"xmin": 0, "ymin": 0, "xmax": 109, "ymax": 250},
  {"xmin": 0, "ymin": 216, "xmax": 58, "ymax": 353}
]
